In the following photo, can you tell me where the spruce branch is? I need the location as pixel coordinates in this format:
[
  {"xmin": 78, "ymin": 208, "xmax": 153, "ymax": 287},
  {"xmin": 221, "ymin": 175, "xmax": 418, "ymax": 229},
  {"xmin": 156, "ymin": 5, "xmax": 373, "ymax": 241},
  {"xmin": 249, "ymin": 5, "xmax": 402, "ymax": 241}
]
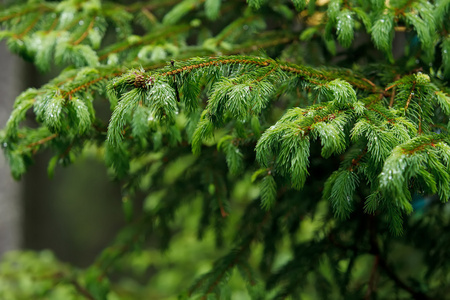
[
  {"xmin": 1, "ymin": 0, "xmax": 450, "ymax": 298},
  {"xmin": 4, "ymin": 51, "xmax": 448, "ymax": 230},
  {"xmin": 116, "ymin": 55, "xmax": 380, "ymax": 93}
]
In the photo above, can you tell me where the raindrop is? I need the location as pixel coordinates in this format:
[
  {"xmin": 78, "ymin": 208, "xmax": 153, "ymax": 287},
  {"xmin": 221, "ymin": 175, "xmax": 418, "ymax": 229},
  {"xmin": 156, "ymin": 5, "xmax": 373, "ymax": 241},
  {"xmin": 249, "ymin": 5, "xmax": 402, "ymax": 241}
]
[
  {"xmin": 243, "ymin": 25, "xmax": 249, "ymax": 30},
  {"xmin": 79, "ymin": 20, "xmax": 84, "ymax": 26},
  {"xmin": 2, "ymin": 142, "xmax": 7, "ymax": 148}
]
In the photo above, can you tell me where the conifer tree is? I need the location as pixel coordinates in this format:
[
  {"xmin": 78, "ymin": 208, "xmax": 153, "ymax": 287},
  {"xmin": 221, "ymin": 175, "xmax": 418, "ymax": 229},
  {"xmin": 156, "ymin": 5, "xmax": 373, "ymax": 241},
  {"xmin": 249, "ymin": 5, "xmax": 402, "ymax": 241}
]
[{"xmin": 1, "ymin": 0, "xmax": 450, "ymax": 299}]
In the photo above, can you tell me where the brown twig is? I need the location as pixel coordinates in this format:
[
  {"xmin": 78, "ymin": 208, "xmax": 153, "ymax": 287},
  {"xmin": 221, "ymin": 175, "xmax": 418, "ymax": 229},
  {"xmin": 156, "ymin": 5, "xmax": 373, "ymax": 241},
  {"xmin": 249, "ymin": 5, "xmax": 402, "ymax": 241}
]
[
  {"xmin": 365, "ymin": 255, "xmax": 379, "ymax": 299},
  {"xmin": 361, "ymin": 77, "xmax": 377, "ymax": 89},
  {"xmin": 73, "ymin": 18, "xmax": 95, "ymax": 45},
  {"xmin": 190, "ymin": 211, "xmax": 271, "ymax": 297},
  {"xmin": 404, "ymin": 81, "xmax": 416, "ymax": 111},
  {"xmin": 26, "ymin": 133, "xmax": 58, "ymax": 148},
  {"xmin": 0, "ymin": 5, "xmax": 50, "ymax": 22},
  {"xmin": 70, "ymin": 279, "xmax": 96, "ymax": 300},
  {"xmin": 15, "ymin": 15, "xmax": 40, "ymax": 39},
  {"xmin": 46, "ymin": 272, "xmax": 95, "ymax": 300},
  {"xmin": 389, "ymin": 86, "xmax": 396, "ymax": 107},
  {"xmin": 348, "ymin": 148, "xmax": 368, "ymax": 172},
  {"xmin": 368, "ymin": 216, "xmax": 429, "ymax": 300}
]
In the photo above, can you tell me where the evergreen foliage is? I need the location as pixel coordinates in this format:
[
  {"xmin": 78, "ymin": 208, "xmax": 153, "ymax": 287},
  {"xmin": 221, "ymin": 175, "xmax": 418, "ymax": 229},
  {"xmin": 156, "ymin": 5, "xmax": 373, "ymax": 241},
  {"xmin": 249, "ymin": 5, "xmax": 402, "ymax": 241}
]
[{"xmin": 1, "ymin": 0, "xmax": 450, "ymax": 298}]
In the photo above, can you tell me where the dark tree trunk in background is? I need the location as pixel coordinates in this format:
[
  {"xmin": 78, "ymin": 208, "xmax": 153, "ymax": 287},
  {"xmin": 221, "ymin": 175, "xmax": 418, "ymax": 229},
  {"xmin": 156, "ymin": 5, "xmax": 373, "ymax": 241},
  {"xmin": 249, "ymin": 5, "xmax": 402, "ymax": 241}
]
[{"xmin": 0, "ymin": 41, "xmax": 22, "ymax": 256}]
